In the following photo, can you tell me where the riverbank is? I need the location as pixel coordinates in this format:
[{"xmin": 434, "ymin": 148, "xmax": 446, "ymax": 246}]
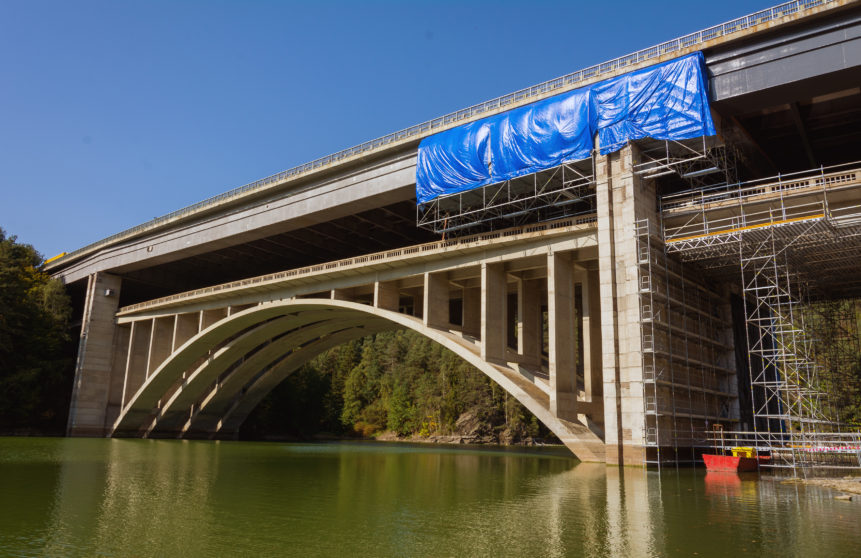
[
  {"xmin": 252, "ymin": 429, "xmax": 555, "ymax": 447},
  {"xmin": 784, "ymin": 476, "xmax": 861, "ymax": 497},
  {"xmin": 374, "ymin": 430, "xmax": 552, "ymax": 446}
]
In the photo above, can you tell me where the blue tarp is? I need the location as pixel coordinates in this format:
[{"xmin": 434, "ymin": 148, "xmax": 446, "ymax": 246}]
[{"xmin": 416, "ymin": 52, "xmax": 716, "ymax": 204}]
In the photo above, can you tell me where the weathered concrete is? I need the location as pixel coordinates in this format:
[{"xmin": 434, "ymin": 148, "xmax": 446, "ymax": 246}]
[
  {"xmin": 596, "ymin": 146, "xmax": 653, "ymax": 466},
  {"xmin": 424, "ymin": 271, "xmax": 450, "ymax": 329},
  {"xmin": 66, "ymin": 273, "xmax": 123, "ymax": 436}
]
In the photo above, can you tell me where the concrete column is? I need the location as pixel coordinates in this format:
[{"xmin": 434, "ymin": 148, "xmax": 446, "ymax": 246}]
[
  {"xmin": 122, "ymin": 319, "xmax": 152, "ymax": 407},
  {"xmin": 548, "ymin": 252, "xmax": 577, "ymax": 421},
  {"xmin": 597, "ymin": 151, "xmax": 622, "ymax": 463},
  {"xmin": 481, "ymin": 263, "xmax": 506, "ymax": 362},
  {"xmin": 374, "ymin": 281, "xmax": 400, "ymax": 311},
  {"xmin": 424, "ymin": 272, "xmax": 450, "ymax": 329},
  {"xmin": 582, "ymin": 268, "xmax": 603, "ymax": 400},
  {"xmin": 67, "ymin": 272, "xmax": 123, "ymax": 437},
  {"xmin": 462, "ymin": 286, "xmax": 481, "ymax": 338},
  {"xmin": 172, "ymin": 313, "xmax": 199, "ymax": 351},
  {"xmin": 597, "ymin": 145, "xmax": 653, "ymax": 465},
  {"xmin": 517, "ymin": 277, "xmax": 542, "ymax": 368},
  {"xmin": 146, "ymin": 316, "xmax": 174, "ymax": 377}
]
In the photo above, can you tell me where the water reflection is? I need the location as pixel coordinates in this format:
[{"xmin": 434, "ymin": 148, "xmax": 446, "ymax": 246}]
[
  {"xmin": 41, "ymin": 439, "xmax": 221, "ymax": 556},
  {"xmin": 0, "ymin": 438, "xmax": 858, "ymax": 557}
]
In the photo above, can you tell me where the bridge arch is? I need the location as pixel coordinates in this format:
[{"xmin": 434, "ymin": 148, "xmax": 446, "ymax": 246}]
[{"xmin": 112, "ymin": 299, "xmax": 605, "ymax": 461}]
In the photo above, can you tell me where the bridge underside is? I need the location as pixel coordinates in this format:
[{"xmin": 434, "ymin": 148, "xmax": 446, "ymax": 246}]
[{"xmin": 65, "ymin": 146, "xmax": 752, "ymax": 466}]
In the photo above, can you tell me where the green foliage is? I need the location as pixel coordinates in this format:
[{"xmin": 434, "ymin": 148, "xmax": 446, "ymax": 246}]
[
  {"xmin": 242, "ymin": 328, "xmax": 554, "ymax": 444},
  {"xmin": 0, "ymin": 228, "xmax": 74, "ymax": 433}
]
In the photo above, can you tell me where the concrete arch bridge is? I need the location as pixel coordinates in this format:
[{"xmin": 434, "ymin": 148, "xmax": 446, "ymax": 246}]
[{"xmin": 80, "ymin": 216, "xmax": 611, "ymax": 462}]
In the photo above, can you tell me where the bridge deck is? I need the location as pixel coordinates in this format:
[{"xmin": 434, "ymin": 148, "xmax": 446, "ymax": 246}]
[{"xmin": 117, "ymin": 215, "xmax": 598, "ymax": 319}]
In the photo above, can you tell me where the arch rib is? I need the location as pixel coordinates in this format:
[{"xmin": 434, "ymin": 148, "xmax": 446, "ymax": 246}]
[{"xmin": 125, "ymin": 299, "xmax": 606, "ymax": 462}]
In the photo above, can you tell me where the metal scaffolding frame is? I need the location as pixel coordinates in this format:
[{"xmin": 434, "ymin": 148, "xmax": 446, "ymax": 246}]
[
  {"xmin": 634, "ymin": 137, "xmax": 737, "ymax": 189},
  {"xmin": 662, "ymin": 162, "xmax": 861, "ymax": 471},
  {"xmin": 417, "ymin": 159, "xmax": 596, "ymax": 236},
  {"xmin": 637, "ymin": 216, "xmax": 738, "ymax": 469},
  {"xmin": 637, "ymin": 219, "xmax": 662, "ymax": 466}
]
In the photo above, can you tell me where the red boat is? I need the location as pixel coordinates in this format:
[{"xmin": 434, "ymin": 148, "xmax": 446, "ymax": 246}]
[{"xmin": 702, "ymin": 453, "xmax": 761, "ymax": 472}]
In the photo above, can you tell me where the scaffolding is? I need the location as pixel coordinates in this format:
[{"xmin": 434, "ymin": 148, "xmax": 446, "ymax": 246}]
[
  {"xmin": 636, "ymin": 219, "xmax": 662, "ymax": 466},
  {"xmin": 662, "ymin": 162, "xmax": 861, "ymax": 471},
  {"xmin": 637, "ymin": 216, "xmax": 739, "ymax": 469},
  {"xmin": 417, "ymin": 159, "xmax": 596, "ymax": 236},
  {"xmin": 634, "ymin": 137, "xmax": 737, "ymax": 189}
]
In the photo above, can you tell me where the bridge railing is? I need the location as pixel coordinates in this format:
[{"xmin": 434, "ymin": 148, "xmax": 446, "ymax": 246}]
[
  {"xmin": 662, "ymin": 162, "xmax": 861, "ymax": 213},
  {"xmin": 662, "ymin": 163, "xmax": 861, "ymax": 243},
  {"xmin": 47, "ymin": 0, "xmax": 840, "ymax": 269},
  {"xmin": 117, "ymin": 214, "xmax": 598, "ymax": 315}
]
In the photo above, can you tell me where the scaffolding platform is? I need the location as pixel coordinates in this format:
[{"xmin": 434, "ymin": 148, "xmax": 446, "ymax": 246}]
[
  {"xmin": 659, "ymin": 162, "xmax": 861, "ymax": 472},
  {"xmin": 417, "ymin": 159, "xmax": 596, "ymax": 236}
]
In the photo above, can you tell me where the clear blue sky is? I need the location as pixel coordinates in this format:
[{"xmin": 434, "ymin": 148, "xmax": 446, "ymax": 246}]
[{"xmin": 0, "ymin": 0, "xmax": 777, "ymax": 259}]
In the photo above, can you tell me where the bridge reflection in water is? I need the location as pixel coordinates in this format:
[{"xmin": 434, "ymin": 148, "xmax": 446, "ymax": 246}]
[{"xmin": 0, "ymin": 439, "xmax": 853, "ymax": 557}]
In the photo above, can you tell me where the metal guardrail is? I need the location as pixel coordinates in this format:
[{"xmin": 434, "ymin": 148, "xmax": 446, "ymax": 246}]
[
  {"xmin": 661, "ymin": 164, "xmax": 861, "ymax": 242},
  {"xmin": 48, "ymin": 0, "xmax": 840, "ymax": 269},
  {"xmin": 662, "ymin": 162, "xmax": 861, "ymax": 212},
  {"xmin": 705, "ymin": 430, "xmax": 861, "ymax": 469}
]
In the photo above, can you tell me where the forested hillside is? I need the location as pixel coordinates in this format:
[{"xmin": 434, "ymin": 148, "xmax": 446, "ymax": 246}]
[
  {"xmin": 241, "ymin": 329, "xmax": 555, "ymax": 444},
  {"xmin": 0, "ymin": 228, "xmax": 74, "ymax": 434}
]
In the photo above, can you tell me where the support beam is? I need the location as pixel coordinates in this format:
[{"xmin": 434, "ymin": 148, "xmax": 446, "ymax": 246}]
[
  {"xmin": 481, "ymin": 263, "xmax": 506, "ymax": 362},
  {"xmin": 374, "ymin": 281, "xmax": 400, "ymax": 311},
  {"xmin": 517, "ymin": 277, "xmax": 542, "ymax": 368},
  {"xmin": 424, "ymin": 272, "xmax": 450, "ymax": 329},
  {"xmin": 104, "ymin": 323, "xmax": 130, "ymax": 429},
  {"xmin": 596, "ymin": 151, "xmax": 624, "ymax": 464},
  {"xmin": 582, "ymin": 268, "xmax": 603, "ymax": 401},
  {"xmin": 548, "ymin": 252, "xmax": 577, "ymax": 421}
]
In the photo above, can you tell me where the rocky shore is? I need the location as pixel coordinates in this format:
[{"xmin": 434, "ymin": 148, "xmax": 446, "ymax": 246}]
[
  {"xmin": 782, "ymin": 476, "xmax": 861, "ymax": 499},
  {"xmin": 374, "ymin": 431, "xmax": 549, "ymax": 446}
]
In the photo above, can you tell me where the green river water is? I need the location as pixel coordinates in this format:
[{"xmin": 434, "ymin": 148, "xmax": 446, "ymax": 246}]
[{"xmin": 0, "ymin": 437, "xmax": 859, "ymax": 557}]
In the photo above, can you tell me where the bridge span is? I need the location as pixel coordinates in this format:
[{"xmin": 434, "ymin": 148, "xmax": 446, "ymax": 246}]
[{"xmin": 49, "ymin": 1, "xmax": 861, "ymax": 466}]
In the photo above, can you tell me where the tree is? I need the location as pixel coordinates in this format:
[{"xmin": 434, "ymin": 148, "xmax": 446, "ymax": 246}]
[{"xmin": 0, "ymin": 228, "xmax": 74, "ymax": 433}]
